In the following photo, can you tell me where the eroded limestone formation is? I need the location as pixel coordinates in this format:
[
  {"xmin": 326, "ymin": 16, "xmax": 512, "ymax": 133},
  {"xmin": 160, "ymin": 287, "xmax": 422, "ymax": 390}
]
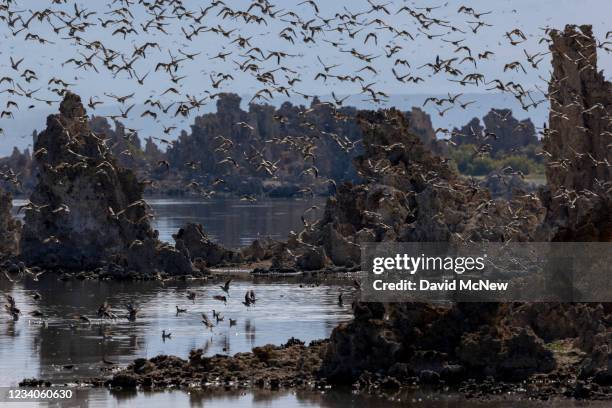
[
  {"xmin": 452, "ymin": 109, "xmax": 538, "ymax": 155},
  {"xmin": 540, "ymin": 24, "xmax": 612, "ymax": 241},
  {"xmin": 19, "ymin": 93, "xmax": 192, "ymax": 275},
  {"xmin": 271, "ymin": 108, "xmax": 543, "ymax": 272},
  {"xmin": 0, "ymin": 188, "xmax": 20, "ymax": 256},
  {"xmin": 317, "ymin": 24, "xmax": 612, "ymax": 386},
  {"xmin": 310, "ymin": 110, "xmax": 549, "ymax": 383}
]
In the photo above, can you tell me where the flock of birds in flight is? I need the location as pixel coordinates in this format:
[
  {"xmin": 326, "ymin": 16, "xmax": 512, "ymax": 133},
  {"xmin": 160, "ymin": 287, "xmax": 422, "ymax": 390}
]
[
  {"xmin": 0, "ymin": 1, "xmax": 610, "ymax": 285},
  {"xmin": 0, "ymin": 0, "xmax": 608, "ymax": 181},
  {"xmin": 0, "ymin": 0, "xmax": 607, "ymax": 226}
]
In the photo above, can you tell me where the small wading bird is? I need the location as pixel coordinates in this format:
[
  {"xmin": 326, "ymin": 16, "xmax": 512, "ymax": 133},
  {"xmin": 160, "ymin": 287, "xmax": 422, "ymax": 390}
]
[
  {"xmin": 97, "ymin": 301, "xmax": 117, "ymax": 319},
  {"xmin": 126, "ymin": 303, "xmax": 139, "ymax": 321},
  {"xmin": 4, "ymin": 295, "xmax": 21, "ymax": 320},
  {"xmin": 162, "ymin": 330, "xmax": 172, "ymax": 340}
]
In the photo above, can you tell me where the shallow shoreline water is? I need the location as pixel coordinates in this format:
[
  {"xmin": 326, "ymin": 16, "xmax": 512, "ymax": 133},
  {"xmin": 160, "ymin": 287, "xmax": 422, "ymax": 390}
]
[{"xmin": 0, "ymin": 275, "xmax": 354, "ymax": 387}]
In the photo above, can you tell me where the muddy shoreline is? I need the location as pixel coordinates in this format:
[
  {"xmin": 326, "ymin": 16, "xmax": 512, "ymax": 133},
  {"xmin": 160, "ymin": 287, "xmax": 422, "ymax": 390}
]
[{"xmin": 18, "ymin": 336, "xmax": 612, "ymax": 402}]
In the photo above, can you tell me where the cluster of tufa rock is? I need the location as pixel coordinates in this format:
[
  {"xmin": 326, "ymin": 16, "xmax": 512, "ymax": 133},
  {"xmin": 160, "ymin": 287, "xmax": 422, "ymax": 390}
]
[
  {"xmin": 275, "ymin": 107, "xmax": 554, "ymax": 383},
  {"xmin": 270, "ymin": 107, "xmax": 543, "ymax": 272},
  {"xmin": 451, "ymin": 108, "xmax": 538, "ymax": 155},
  {"xmin": 0, "ymin": 188, "xmax": 20, "ymax": 257},
  {"xmin": 2, "ymin": 92, "xmax": 282, "ymax": 276},
  {"xmin": 311, "ymin": 25, "xmax": 612, "ymax": 386},
  {"xmin": 539, "ymin": 24, "xmax": 612, "ymax": 241},
  {"xmin": 18, "ymin": 93, "xmax": 194, "ymax": 275}
]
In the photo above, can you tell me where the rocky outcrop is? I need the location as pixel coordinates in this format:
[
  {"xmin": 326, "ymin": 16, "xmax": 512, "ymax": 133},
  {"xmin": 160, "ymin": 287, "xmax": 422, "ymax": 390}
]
[
  {"xmin": 0, "ymin": 146, "xmax": 35, "ymax": 195},
  {"xmin": 271, "ymin": 108, "xmax": 543, "ymax": 272},
  {"xmin": 173, "ymin": 223, "xmax": 241, "ymax": 267},
  {"xmin": 404, "ymin": 107, "xmax": 446, "ymax": 155},
  {"xmin": 19, "ymin": 93, "xmax": 193, "ymax": 275},
  {"xmin": 534, "ymin": 25, "xmax": 612, "ymax": 377},
  {"xmin": 105, "ymin": 339, "xmax": 329, "ymax": 389},
  {"xmin": 0, "ymin": 118, "xmax": 166, "ymax": 197},
  {"xmin": 540, "ymin": 24, "xmax": 612, "ymax": 241},
  {"xmin": 311, "ymin": 110, "xmax": 548, "ymax": 382},
  {"xmin": 451, "ymin": 109, "xmax": 538, "ymax": 155},
  {"xmin": 149, "ymin": 93, "xmax": 442, "ymax": 197},
  {"xmin": 165, "ymin": 94, "xmax": 363, "ymax": 197},
  {"xmin": 317, "ymin": 24, "xmax": 612, "ymax": 387},
  {"xmin": 480, "ymin": 172, "xmax": 537, "ymax": 199},
  {"xmin": 321, "ymin": 303, "xmax": 556, "ymax": 383},
  {"xmin": 0, "ymin": 189, "xmax": 20, "ymax": 256}
]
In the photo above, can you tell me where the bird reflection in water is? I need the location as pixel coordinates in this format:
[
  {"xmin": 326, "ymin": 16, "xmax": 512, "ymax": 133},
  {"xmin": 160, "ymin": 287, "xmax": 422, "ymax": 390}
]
[
  {"xmin": 244, "ymin": 319, "xmax": 256, "ymax": 346},
  {"xmin": 201, "ymin": 337, "xmax": 212, "ymax": 355},
  {"xmin": 218, "ymin": 334, "xmax": 230, "ymax": 354}
]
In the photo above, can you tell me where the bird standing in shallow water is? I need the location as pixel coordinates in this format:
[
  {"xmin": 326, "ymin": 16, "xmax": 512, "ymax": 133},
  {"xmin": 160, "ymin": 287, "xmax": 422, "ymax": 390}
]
[
  {"xmin": 126, "ymin": 303, "xmax": 139, "ymax": 321},
  {"xmin": 97, "ymin": 301, "xmax": 116, "ymax": 319},
  {"xmin": 162, "ymin": 330, "xmax": 172, "ymax": 341},
  {"xmin": 4, "ymin": 295, "xmax": 21, "ymax": 320}
]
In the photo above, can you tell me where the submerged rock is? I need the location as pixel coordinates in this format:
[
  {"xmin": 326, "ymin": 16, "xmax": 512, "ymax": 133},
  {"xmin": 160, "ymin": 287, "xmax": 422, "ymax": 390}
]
[{"xmin": 19, "ymin": 93, "xmax": 193, "ymax": 275}]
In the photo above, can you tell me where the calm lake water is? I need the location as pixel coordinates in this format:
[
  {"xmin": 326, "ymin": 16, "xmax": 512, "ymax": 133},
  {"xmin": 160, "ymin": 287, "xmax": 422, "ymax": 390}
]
[
  {"xmin": 0, "ymin": 277, "xmax": 353, "ymax": 386},
  {"xmin": 5, "ymin": 387, "xmax": 609, "ymax": 408},
  {"xmin": 149, "ymin": 197, "xmax": 325, "ymax": 248},
  {"xmin": 13, "ymin": 197, "xmax": 325, "ymax": 249}
]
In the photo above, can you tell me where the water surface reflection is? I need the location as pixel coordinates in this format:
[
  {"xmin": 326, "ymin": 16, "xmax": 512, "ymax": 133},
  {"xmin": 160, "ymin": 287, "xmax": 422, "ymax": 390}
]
[
  {"xmin": 33, "ymin": 387, "xmax": 612, "ymax": 408},
  {"xmin": 0, "ymin": 277, "xmax": 353, "ymax": 386}
]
